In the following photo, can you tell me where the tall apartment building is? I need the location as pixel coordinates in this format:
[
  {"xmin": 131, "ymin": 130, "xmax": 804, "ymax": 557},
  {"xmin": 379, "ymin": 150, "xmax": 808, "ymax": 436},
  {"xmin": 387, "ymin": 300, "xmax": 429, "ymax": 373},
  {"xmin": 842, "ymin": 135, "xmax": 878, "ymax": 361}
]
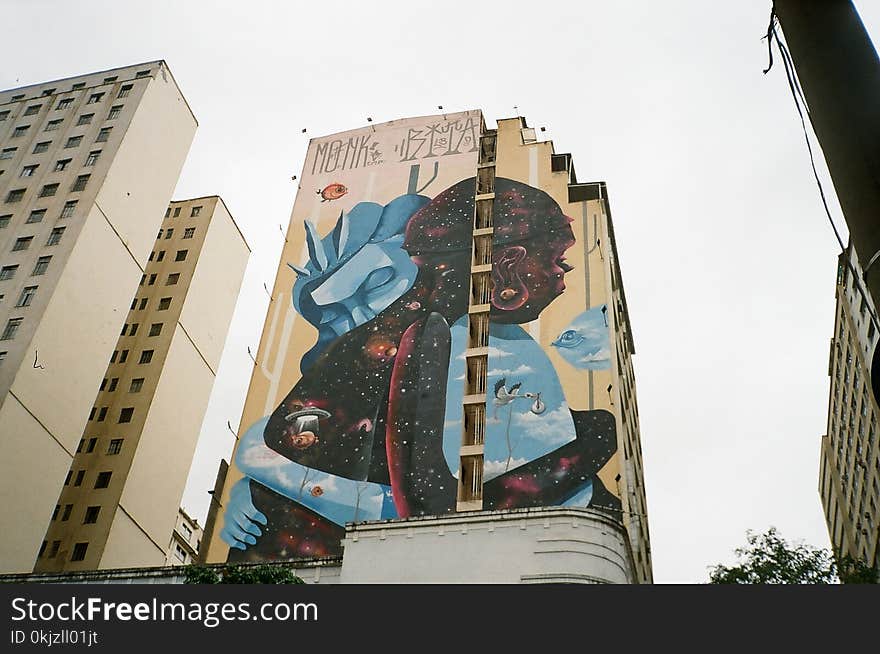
[
  {"xmin": 820, "ymin": 244, "xmax": 880, "ymax": 570},
  {"xmin": 0, "ymin": 62, "xmax": 197, "ymax": 573},
  {"xmin": 205, "ymin": 112, "xmax": 652, "ymax": 583},
  {"xmin": 34, "ymin": 197, "xmax": 249, "ymax": 572}
]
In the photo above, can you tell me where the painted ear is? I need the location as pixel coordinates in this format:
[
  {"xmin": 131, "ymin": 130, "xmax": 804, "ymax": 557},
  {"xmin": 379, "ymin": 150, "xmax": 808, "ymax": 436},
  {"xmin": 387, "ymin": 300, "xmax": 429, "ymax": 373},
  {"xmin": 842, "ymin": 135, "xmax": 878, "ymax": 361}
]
[{"xmin": 304, "ymin": 220, "xmax": 328, "ymax": 271}]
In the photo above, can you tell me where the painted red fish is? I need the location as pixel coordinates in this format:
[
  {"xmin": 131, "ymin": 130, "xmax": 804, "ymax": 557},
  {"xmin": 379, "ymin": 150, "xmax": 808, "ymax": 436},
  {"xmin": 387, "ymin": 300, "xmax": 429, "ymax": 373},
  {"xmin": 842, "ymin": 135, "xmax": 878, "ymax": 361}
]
[{"xmin": 317, "ymin": 183, "xmax": 348, "ymax": 202}]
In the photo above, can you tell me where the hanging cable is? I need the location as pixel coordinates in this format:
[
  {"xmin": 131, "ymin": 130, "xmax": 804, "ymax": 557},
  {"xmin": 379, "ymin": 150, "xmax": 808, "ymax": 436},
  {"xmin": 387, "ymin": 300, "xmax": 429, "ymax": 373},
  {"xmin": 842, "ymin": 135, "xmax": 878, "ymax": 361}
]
[{"xmin": 764, "ymin": 5, "xmax": 880, "ymax": 338}]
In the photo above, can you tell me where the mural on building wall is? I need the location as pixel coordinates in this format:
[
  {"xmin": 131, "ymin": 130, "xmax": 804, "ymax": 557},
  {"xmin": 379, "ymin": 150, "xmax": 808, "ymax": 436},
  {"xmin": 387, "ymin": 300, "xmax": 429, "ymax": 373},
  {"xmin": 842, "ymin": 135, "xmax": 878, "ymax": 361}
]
[{"xmin": 220, "ymin": 118, "xmax": 619, "ymax": 561}]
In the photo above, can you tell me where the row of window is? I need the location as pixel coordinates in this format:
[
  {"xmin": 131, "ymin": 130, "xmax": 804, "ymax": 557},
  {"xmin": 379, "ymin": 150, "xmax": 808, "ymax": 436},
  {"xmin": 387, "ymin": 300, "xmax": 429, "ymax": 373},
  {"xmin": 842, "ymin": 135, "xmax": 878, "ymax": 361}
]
[
  {"xmin": 64, "ymin": 468, "xmax": 112, "ymax": 489},
  {"xmin": 6, "ymin": 119, "xmax": 114, "ymax": 140},
  {"xmin": 13, "ymin": 86, "xmax": 132, "ymax": 118},
  {"xmin": 157, "ymin": 227, "xmax": 196, "ymax": 240},
  {"xmin": 107, "ymin": 348, "xmax": 155, "ymax": 366},
  {"xmin": 165, "ymin": 205, "xmax": 202, "ymax": 218},
  {"xmin": 6, "ymin": 175, "xmax": 91, "ymax": 202},
  {"xmin": 0, "ymin": 256, "xmax": 53, "ymax": 281},
  {"xmin": 2, "ymin": 71, "xmax": 148, "ymax": 110},
  {"xmin": 15, "ymin": 151, "xmax": 101, "ymax": 177},
  {"xmin": 1, "ymin": 202, "xmax": 78, "ymax": 229},
  {"xmin": 76, "ymin": 435, "xmax": 124, "ymax": 456},
  {"xmin": 0, "ymin": 117, "xmax": 116, "ymax": 160},
  {"xmin": 121, "ymin": 322, "xmax": 164, "ymax": 337},
  {"xmin": 130, "ymin": 296, "xmax": 173, "ymax": 312},
  {"xmin": 5, "ymin": 227, "xmax": 66, "ymax": 252},
  {"xmin": 139, "ymin": 270, "xmax": 183, "ymax": 287},
  {"xmin": 100, "ymin": 376, "xmax": 144, "ymax": 394},
  {"xmin": 38, "ymin": 540, "xmax": 88, "ymax": 562},
  {"xmin": 51, "ymin": 503, "xmax": 102, "ymax": 524}
]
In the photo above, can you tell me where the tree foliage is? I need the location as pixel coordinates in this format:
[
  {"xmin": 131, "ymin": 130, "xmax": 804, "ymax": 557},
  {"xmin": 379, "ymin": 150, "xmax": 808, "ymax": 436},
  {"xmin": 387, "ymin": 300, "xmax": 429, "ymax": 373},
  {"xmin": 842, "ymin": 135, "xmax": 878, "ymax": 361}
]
[
  {"xmin": 183, "ymin": 564, "xmax": 305, "ymax": 584},
  {"xmin": 708, "ymin": 527, "xmax": 877, "ymax": 584}
]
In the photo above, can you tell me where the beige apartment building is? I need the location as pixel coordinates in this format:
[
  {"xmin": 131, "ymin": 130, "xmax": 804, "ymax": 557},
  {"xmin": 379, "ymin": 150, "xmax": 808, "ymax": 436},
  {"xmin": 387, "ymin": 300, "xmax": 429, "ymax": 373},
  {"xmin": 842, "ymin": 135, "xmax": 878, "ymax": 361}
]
[
  {"xmin": 820, "ymin": 245, "xmax": 880, "ymax": 570},
  {"xmin": 33, "ymin": 196, "xmax": 249, "ymax": 572},
  {"xmin": 166, "ymin": 507, "xmax": 204, "ymax": 566},
  {"xmin": 0, "ymin": 62, "xmax": 198, "ymax": 573},
  {"xmin": 206, "ymin": 112, "xmax": 652, "ymax": 583}
]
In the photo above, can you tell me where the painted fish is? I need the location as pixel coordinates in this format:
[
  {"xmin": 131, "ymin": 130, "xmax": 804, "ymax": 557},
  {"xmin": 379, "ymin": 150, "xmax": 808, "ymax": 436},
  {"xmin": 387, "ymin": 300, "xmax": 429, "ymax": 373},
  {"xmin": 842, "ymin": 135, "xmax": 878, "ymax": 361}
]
[{"xmin": 317, "ymin": 183, "xmax": 348, "ymax": 202}]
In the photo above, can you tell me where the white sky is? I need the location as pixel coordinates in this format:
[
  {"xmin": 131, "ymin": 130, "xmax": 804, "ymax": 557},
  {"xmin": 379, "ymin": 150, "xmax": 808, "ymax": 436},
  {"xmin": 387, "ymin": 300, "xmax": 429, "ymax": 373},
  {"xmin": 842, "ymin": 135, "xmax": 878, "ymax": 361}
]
[{"xmin": 2, "ymin": 0, "xmax": 878, "ymax": 583}]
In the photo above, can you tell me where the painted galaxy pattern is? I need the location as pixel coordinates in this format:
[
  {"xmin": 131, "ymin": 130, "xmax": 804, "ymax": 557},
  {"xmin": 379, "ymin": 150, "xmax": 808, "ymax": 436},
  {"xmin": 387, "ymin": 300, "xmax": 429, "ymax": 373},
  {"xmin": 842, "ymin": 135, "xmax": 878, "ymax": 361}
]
[{"xmin": 223, "ymin": 170, "xmax": 620, "ymax": 561}]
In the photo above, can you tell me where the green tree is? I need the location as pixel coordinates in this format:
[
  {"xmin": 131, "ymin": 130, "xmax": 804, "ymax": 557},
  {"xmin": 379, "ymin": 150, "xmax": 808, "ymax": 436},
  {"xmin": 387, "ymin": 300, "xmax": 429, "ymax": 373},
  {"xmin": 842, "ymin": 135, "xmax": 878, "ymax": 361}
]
[
  {"xmin": 183, "ymin": 564, "xmax": 305, "ymax": 584},
  {"xmin": 708, "ymin": 527, "xmax": 877, "ymax": 584}
]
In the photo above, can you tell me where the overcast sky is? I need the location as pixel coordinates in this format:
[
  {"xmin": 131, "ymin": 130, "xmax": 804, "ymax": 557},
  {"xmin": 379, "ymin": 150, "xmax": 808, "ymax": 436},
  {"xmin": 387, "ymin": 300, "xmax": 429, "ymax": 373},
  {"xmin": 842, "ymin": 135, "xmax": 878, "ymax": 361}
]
[{"xmin": 3, "ymin": 0, "xmax": 878, "ymax": 583}]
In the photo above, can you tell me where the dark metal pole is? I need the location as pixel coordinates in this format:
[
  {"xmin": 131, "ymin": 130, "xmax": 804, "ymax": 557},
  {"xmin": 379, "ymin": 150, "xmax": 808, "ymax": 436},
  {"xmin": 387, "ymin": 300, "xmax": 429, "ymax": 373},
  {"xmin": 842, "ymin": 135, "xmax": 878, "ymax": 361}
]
[{"xmin": 774, "ymin": 1, "xmax": 880, "ymax": 295}]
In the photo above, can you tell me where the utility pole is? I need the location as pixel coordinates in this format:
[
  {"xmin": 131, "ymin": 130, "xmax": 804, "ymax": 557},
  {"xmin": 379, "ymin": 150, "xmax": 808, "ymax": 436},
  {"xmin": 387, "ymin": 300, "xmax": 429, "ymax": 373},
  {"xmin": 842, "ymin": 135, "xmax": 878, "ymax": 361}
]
[{"xmin": 774, "ymin": 1, "xmax": 880, "ymax": 298}]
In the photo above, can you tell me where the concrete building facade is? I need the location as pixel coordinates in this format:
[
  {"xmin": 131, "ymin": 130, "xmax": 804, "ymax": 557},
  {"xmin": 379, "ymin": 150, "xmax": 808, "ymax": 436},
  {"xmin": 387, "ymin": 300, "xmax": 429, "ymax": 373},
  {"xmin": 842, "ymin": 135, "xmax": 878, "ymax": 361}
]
[
  {"xmin": 0, "ymin": 62, "xmax": 197, "ymax": 573},
  {"xmin": 206, "ymin": 112, "xmax": 651, "ymax": 583},
  {"xmin": 33, "ymin": 196, "xmax": 249, "ymax": 573},
  {"xmin": 166, "ymin": 507, "xmax": 204, "ymax": 566},
  {"xmin": 820, "ymin": 245, "xmax": 880, "ymax": 570}
]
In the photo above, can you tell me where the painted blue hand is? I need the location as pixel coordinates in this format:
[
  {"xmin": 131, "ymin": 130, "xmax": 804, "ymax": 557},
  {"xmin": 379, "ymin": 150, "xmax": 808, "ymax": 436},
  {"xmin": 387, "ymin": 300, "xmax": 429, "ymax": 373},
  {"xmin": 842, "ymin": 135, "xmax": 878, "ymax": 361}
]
[{"xmin": 219, "ymin": 478, "xmax": 268, "ymax": 550}]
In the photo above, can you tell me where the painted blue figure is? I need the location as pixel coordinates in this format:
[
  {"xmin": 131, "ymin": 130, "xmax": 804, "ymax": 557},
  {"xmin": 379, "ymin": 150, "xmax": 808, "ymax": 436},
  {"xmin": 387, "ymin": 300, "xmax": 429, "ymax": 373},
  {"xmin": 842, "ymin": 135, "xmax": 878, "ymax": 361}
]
[
  {"xmin": 220, "ymin": 194, "xmax": 428, "ymax": 551},
  {"xmin": 550, "ymin": 305, "xmax": 612, "ymax": 370},
  {"xmin": 291, "ymin": 194, "xmax": 430, "ymax": 372}
]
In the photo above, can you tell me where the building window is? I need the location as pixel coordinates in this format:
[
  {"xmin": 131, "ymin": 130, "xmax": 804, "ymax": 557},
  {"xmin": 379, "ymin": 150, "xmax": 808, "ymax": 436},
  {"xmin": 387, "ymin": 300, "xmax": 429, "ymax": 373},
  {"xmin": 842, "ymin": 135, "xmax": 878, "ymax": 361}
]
[
  {"xmin": 70, "ymin": 542, "xmax": 89, "ymax": 561},
  {"xmin": 85, "ymin": 150, "xmax": 101, "ymax": 166},
  {"xmin": 53, "ymin": 159, "xmax": 71, "ymax": 172},
  {"xmin": 107, "ymin": 439, "xmax": 123, "ymax": 455},
  {"xmin": 95, "ymin": 127, "xmax": 112, "ymax": 143},
  {"xmin": 107, "ymin": 377, "xmax": 118, "ymax": 392},
  {"xmin": 12, "ymin": 236, "xmax": 33, "ymax": 251},
  {"xmin": 71, "ymin": 82, "xmax": 85, "ymax": 90},
  {"xmin": 52, "ymin": 505, "xmax": 60, "ymax": 520},
  {"xmin": 139, "ymin": 298, "xmax": 148, "ymax": 310},
  {"xmin": 99, "ymin": 379, "xmax": 107, "ymax": 391},
  {"xmin": 175, "ymin": 544, "xmax": 187, "ymax": 562},
  {"xmin": 110, "ymin": 350, "xmax": 118, "ymax": 363},
  {"xmin": 32, "ymin": 256, "xmax": 51, "ymax": 275},
  {"xmin": 96, "ymin": 407, "xmax": 107, "ymax": 421},
  {"xmin": 149, "ymin": 323, "xmax": 162, "ymax": 337},
  {"xmin": 0, "ymin": 215, "xmax": 11, "ymax": 229},
  {"xmin": 71, "ymin": 174, "xmax": 90, "ymax": 192},
  {"xmin": 0, "ymin": 265, "xmax": 18, "ymax": 280},
  {"xmin": 15, "ymin": 286, "xmax": 37, "ymax": 307},
  {"xmin": 76, "ymin": 113, "xmax": 93, "ymax": 126},
  {"xmin": 103, "ymin": 76, "xmax": 118, "ymax": 83},
  {"xmin": 20, "ymin": 164, "xmax": 38, "ymax": 177},
  {"xmin": 118, "ymin": 407, "xmax": 134, "ymax": 423},
  {"xmin": 64, "ymin": 471, "xmax": 72, "ymax": 485},
  {"xmin": 156, "ymin": 250, "xmax": 165, "ymax": 262},
  {"xmin": 6, "ymin": 188, "xmax": 25, "ymax": 202},
  {"xmin": 44, "ymin": 120, "xmax": 62, "ymax": 132},
  {"xmin": 89, "ymin": 406, "xmax": 97, "ymax": 420},
  {"xmin": 60, "ymin": 200, "xmax": 77, "ymax": 218},
  {"xmin": 74, "ymin": 470, "xmax": 85, "ymax": 486},
  {"xmin": 183, "ymin": 228, "xmax": 195, "ymax": 239},
  {"xmin": 129, "ymin": 323, "xmax": 138, "ymax": 336},
  {"xmin": 148, "ymin": 273, "xmax": 156, "ymax": 285},
  {"xmin": 166, "ymin": 273, "xmax": 180, "ymax": 285},
  {"xmin": 41, "ymin": 89, "xmax": 56, "ymax": 96},
  {"xmin": 118, "ymin": 84, "xmax": 133, "ymax": 98},
  {"xmin": 190, "ymin": 206, "xmax": 202, "ymax": 217},
  {"xmin": 139, "ymin": 274, "xmax": 145, "ymax": 286},
  {"xmin": 173, "ymin": 207, "xmax": 181, "ymax": 218},
  {"xmin": 165, "ymin": 228, "xmax": 173, "ymax": 239},
  {"xmin": 61, "ymin": 505, "xmax": 72, "ymax": 521},
  {"xmin": 136, "ymin": 70, "xmax": 151, "ymax": 77},
  {"xmin": 86, "ymin": 437, "xmax": 97, "ymax": 453},
  {"xmin": 56, "ymin": 98, "xmax": 73, "ymax": 110},
  {"xmin": 108, "ymin": 105, "xmax": 122, "ymax": 120},
  {"xmin": 139, "ymin": 350, "xmax": 154, "ymax": 364},
  {"xmin": 12, "ymin": 125, "xmax": 30, "ymax": 137},
  {"xmin": 157, "ymin": 229, "xmax": 163, "ymax": 239},
  {"xmin": 1, "ymin": 318, "xmax": 23, "ymax": 340},
  {"xmin": 94, "ymin": 472, "xmax": 112, "ymax": 488},
  {"xmin": 118, "ymin": 349, "xmax": 128, "ymax": 363},
  {"xmin": 0, "ymin": 110, "xmax": 8, "ymax": 121},
  {"xmin": 158, "ymin": 297, "xmax": 171, "ymax": 310},
  {"xmin": 0, "ymin": 147, "xmax": 16, "ymax": 159},
  {"xmin": 39, "ymin": 183, "xmax": 59, "ymax": 197},
  {"xmin": 83, "ymin": 506, "xmax": 100, "ymax": 524},
  {"xmin": 47, "ymin": 227, "xmax": 65, "ymax": 245},
  {"xmin": 32, "ymin": 142, "xmax": 50, "ymax": 154},
  {"xmin": 11, "ymin": 94, "xmax": 24, "ymax": 100},
  {"xmin": 87, "ymin": 93, "xmax": 104, "ymax": 104},
  {"xmin": 175, "ymin": 249, "xmax": 188, "ymax": 261},
  {"xmin": 181, "ymin": 523, "xmax": 193, "ymax": 540},
  {"xmin": 26, "ymin": 209, "xmax": 46, "ymax": 223},
  {"xmin": 47, "ymin": 541, "xmax": 60, "ymax": 558},
  {"xmin": 129, "ymin": 378, "xmax": 144, "ymax": 393},
  {"xmin": 23, "ymin": 105, "xmax": 41, "ymax": 116},
  {"xmin": 64, "ymin": 136, "xmax": 82, "ymax": 148},
  {"xmin": 38, "ymin": 541, "xmax": 47, "ymax": 558}
]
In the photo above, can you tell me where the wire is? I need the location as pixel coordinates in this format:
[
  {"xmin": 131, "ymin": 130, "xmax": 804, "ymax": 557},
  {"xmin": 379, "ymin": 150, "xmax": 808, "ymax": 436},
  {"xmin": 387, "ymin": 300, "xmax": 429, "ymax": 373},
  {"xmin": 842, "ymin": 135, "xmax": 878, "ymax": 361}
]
[{"xmin": 764, "ymin": 6, "xmax": 880, "ymax": 338}]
